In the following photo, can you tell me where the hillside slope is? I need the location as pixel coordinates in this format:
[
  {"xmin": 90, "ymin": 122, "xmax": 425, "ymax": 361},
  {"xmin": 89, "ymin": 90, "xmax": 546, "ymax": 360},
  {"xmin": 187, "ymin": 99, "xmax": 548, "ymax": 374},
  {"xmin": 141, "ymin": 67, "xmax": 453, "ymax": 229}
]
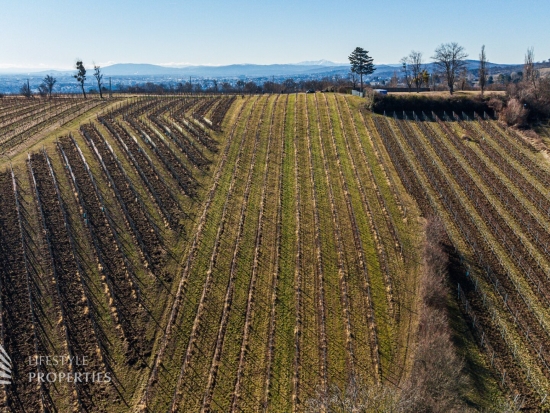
[{"xmin": 0, "ymin": 94, "xmax": 424, "ymax": 412}]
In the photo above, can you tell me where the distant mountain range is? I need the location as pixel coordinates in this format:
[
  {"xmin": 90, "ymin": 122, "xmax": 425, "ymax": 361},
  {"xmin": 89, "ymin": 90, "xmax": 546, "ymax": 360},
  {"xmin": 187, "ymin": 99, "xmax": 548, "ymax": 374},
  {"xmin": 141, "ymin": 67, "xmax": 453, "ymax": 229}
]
[
  {"xmin": 0, "ymin": 59, "xmax": 521, "ymax": 78},
  {"xmin": 295, "ymin": 60, "xmax": 345, "ymax": 66},
  {"xmin": 96, "ymin": 63, "xmax": 351, "ymax": 77},
  {"xmin": 0, "ymin": 61, "xmax": 349, "ymax": 77}
]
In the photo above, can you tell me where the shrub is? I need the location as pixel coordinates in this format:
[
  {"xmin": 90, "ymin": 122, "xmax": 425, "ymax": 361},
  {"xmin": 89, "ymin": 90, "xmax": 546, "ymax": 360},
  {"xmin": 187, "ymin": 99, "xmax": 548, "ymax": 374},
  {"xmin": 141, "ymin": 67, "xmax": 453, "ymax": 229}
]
[
  {"xmin": 398, "ymin": 218, "xmax": 469, "ymax": 413},
  {"xmin": 364, "ymin": 88, "xmax": 375, "ymax": 111},
  {"xmin": 500, "ymin": 98, "xmax": 529, "ymax": 127},
  {"xmin": 487, "ymin": 96, "xmax": 505, "ymax": 113},
  {"xmin": 506, "ymin": 77, "xmax": 550, "ymax": 122}
]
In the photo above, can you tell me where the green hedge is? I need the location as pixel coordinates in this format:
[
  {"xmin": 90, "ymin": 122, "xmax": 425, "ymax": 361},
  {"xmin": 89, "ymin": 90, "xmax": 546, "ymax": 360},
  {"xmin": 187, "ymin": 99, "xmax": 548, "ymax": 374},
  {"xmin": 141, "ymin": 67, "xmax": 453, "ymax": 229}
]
[{"xmin": 372, "ymin": 93, "xmax": 493, "ymax": 116}]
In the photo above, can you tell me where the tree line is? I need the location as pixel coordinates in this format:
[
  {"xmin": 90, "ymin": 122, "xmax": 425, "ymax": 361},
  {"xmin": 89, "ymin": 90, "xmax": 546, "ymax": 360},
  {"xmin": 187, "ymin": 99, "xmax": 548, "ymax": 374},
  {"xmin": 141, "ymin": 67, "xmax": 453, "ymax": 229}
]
[
  {"xmin": 15, "ymin": 70, "xmax": 356, "ymax": 98},
  {"xmin": 395, "ymin": 42, "xmax": 474, "ymax": 95},
  {"xmin": 12, "ymin": 47, "xmax": 549, "ymax": 108},
  {"xmin": 346, "ymin": 42, "xmax": 548, "ymax": 98},
  {"xmin": 116, "ymin": 78, "xmax": 352, "ymax": 95},
  {"xmin": 362, "ymin": 42, "xmax": 549, "ymax": 122}
]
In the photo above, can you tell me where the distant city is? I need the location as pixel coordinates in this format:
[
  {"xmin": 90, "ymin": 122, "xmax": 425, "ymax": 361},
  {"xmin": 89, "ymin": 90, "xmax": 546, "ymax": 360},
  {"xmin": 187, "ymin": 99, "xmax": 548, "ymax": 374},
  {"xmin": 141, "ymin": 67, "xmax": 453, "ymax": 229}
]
[{"xmin": 0, "ymin": 60, "xmax": 545, "ymax": 95}]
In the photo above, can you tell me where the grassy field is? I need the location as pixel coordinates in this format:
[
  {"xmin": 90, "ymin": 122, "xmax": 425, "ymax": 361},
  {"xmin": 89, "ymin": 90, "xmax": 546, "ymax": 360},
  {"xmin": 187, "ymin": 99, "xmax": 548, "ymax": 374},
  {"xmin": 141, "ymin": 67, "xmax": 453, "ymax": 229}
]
[{"xmin": 2, "ymin": 93, "xmax": 547, "ymax": 411}]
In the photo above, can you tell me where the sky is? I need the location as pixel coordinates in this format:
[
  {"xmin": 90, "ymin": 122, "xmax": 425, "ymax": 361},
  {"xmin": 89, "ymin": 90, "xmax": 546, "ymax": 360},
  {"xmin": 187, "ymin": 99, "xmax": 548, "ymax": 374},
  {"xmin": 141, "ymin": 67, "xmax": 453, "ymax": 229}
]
[{"xmin": 1, "ymin": 0, "xmax": 549, "ymax": 70}]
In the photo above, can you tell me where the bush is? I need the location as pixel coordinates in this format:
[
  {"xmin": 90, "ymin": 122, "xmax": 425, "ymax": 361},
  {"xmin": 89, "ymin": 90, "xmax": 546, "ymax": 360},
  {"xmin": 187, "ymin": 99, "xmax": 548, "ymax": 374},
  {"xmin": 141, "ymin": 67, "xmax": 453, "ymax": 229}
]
[
  {"xmin": 500, "ymin": 98, "xmax": 529, "ymax": 127},
  {"xmin": 364, "ymin": 88, "xmax": 375, "ymax": 111},
  {"xmin": 506, "ymin": 78, "xmax": 550, "ymax": 122},
  {"xmin": 20, "ymin": 82, "xmax": 32, "ymax": 98},
  {"xmin": 487, "ymin": 96, "xmax": 505, "ymax": 113}
]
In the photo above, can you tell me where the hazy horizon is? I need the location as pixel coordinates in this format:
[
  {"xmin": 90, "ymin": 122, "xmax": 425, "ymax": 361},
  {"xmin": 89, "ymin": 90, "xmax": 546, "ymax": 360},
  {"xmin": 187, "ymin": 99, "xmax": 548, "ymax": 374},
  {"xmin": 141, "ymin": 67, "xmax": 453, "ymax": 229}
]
[
  {"xmin": 0, "ymin": 59, "xmax": 528, "ymax": 75},
  {"xmin": 0, "ymin": 60, "xmax": 349, "ymax": 73}
]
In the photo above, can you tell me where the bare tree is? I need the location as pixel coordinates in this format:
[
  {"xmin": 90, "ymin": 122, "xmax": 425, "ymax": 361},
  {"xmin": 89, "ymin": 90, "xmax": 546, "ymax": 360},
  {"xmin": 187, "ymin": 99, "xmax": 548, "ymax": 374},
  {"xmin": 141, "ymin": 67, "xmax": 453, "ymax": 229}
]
[
  {"xmin": 93, "ymin": 65, "xmax": 104, "ymax": 98},
  {"xmin": 282, "ymin": 78, "xmax": 296, "ymax": 93},
  {"xmin": 524, "ymin": 47, "xmax": 535, "ymax": 81},
  {"xmin": 40, "ymin": 75, "xmax": 57, "ymax": 99},
  {"xmin": 389, "ymin": 71, "xmax": 399, "ymax": 87},
  {"xmin": 348, "ymin": 70, "xmax": 358, "ymax": 90},
  {"xmin": 193, "ymin": 83, "xmax": 203, "ymax": 93},
  {"xmin": 429, "ymin": 70, "xmax": 438, "ymax": 90},
  {"xmin": 243, "ymin": 81, "xmax": 258, "ymax": 94},
  {"xmin": 478, "ymin": 45, "xmax": 487, "ymax": 96},
  {"xmin": 432, "ymin": 42, "xmax": 468, "ymax": 94},
  {"xmin": 38, "ymin": 83, "xmax": 49, "ymax": 97},
  {"xmin": 403, "ymin": 51, "xmax": 423, "ymax": 92},
  {"xmin": 458, "ymin": 68, "xmax": 469, "ymax": 91},
  {"xmin": 524, "ymin": 47, "xmax": 540, "ymax": 99},
  {"xmin": 20, "ymin": 79, "xmax": 32, "ymax": 98},
  {"xmin": 236, "ymin": 79, "xmax": 245, "ymax": 93},
  {"xmin": 74, "ymin": 60, "xmax": 87, "ymax": 98},
  {"xmin": 221, "ymin": 82, "xmax": 234, "ymax": 93},
  {"xmin": 400, "ymin": 57, "xmax": 413, "ymax": 90}
]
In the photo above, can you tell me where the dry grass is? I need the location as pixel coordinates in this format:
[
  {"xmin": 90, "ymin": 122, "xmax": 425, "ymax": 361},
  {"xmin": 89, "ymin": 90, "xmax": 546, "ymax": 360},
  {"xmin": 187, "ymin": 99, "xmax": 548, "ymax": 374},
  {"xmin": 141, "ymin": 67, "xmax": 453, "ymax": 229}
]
[{"xmin": 304, "ymin": 218, "xmax": 473, "ymax": 412}]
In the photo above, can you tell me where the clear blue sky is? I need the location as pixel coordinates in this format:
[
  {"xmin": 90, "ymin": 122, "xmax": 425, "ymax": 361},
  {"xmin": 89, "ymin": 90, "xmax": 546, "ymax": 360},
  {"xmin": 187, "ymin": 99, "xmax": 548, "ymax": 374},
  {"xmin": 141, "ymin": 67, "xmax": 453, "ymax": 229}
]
[{"xmin": 1, "ymin": 0, "xmax": 549, "ymax": 70}]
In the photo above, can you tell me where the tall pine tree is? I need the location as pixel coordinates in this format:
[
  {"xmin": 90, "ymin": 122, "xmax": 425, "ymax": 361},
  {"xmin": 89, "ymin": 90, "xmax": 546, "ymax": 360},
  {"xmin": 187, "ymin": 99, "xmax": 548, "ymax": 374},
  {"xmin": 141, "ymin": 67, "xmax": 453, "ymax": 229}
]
[{"xmin": 349, "ymin": 47, "xmax": 375, "ymax": 92}]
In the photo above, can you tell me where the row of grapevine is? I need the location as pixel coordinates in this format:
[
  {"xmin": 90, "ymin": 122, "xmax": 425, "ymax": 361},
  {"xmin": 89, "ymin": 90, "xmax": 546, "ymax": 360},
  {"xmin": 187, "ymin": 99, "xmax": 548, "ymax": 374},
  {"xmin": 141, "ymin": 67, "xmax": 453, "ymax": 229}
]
[{"xmin": 374, "ymin": 111, "xmax": 550, "ymax": 409}]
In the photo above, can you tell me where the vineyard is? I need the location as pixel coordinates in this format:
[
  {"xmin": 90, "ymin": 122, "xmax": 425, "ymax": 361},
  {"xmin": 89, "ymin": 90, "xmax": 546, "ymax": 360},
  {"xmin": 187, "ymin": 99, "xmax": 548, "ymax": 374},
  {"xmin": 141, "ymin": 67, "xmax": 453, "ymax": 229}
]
[
  {"xmin": 0, "ymin": 96, "xmax": 114, "ymax": 156},
  {"xmin": 129, "ymin": 93, "xmax": 420, "ymax": 412},
  {"xmin": 0, "ymin": 94, "xmax": 244, "ymax": 412},
  {"xmin": 372, "ymin": 109, "xmax": 550, "ymax": 410},
  {"xmin": 0, "ymin": 93, "xmax": 547, "ymax": 411}
]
